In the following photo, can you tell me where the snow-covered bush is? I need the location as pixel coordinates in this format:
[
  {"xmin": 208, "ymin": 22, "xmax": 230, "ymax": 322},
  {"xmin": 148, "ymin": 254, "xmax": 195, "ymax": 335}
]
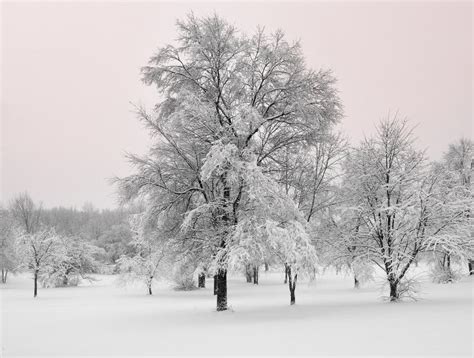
[
  {"xmin": 429, "ymin": 256, "xmax": 461, "ymax": 284},
  {"xmin": 40, "ymin": 237, "xmax": 104, "ymax": 287},
  {"xmin": 172, "ymin": 261, "xmax": 198, "ymax": 291}
]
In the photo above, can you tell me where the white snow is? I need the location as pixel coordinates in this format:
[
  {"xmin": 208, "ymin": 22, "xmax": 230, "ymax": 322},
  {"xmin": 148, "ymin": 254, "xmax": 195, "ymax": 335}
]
[{"xmin": 1, "ymin": 267, "xmax": 472, "ymax": 357}]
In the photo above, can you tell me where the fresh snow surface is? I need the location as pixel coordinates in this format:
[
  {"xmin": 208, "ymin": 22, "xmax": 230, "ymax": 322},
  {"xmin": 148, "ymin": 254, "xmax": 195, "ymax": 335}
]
[{"xmin": 1, "ymin": 267, "xmax": 472, "ymax": 357}]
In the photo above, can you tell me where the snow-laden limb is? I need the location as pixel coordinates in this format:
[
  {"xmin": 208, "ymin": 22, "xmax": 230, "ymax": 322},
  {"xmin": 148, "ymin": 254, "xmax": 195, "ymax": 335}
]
[{"xmin": 201, "ymin": 141, "xmax": 242, "ymax": 184}]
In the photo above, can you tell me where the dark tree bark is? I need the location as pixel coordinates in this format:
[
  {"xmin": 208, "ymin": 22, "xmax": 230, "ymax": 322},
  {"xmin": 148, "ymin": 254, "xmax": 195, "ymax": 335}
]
[
  {"xmin": 198, "ymin": 273, "xmax": 206, "ymax": 288},
  {"xmin": 148, "ymin": 285, "xmax": 153, "ymax": 295},
  {"xmin": 213, "ymin": 274, "xmax": 218, "ymax": 295},
  {"xmin": 389, "ymin": 279, "xmax": 398, "ymax": 302},
  {"xmin": 354, "ymin": 275, "xmax": 360, "ymax": 289},
  {"xmin": 216, "ymin": 269, "xmax": 227, "ymax": 311},
  {"xmin": 1, "ymin": 269, "xmax": 7, "ymax": 284},
  {"xmin": 214, "ymin": 178, "xmax": 230, "ymax": 311},
  {"xmin": 253, "ymin": 266, "xmax": 259, "ymax": 285},
  {"xmin": 245, "ymin": 264, "xmax": 252, "ymax": 283},
  {"xmin": 284, "ymin": 263, "xmax": 288, "ymax": 284},
  {"xmin": 469, "ymin": 260, "xmax": 474, "ymax": 275},
  {"xmin": 264, "ymin": 262, "xmax": 269, "ymax": 271},
  {"xmin": 34, "ymin": 270, "xmax": 39, "ymax": 297},
  {"xmin": 287, "ymin": 266, "xmax": 297, "ymax": 305}
]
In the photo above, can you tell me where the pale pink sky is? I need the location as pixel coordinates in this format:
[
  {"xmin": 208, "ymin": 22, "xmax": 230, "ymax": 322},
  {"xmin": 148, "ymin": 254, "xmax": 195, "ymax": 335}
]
[{"xmin": 1, "ymin": 1, "xmax": 472, "ymax": 209}]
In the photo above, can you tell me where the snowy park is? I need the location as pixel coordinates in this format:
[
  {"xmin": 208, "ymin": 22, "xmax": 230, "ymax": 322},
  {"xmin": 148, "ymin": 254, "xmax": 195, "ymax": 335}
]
[
  {"xmin": 2, "ymin": 267, "xmax": 472, "ymax": 356},
  {"xmin": 2, "ymin": 2, "xmax": 473, "ymax": 357}
]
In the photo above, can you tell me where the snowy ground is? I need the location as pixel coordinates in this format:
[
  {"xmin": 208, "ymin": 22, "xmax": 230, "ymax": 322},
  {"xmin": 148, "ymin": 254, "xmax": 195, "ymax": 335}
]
[{"xmin": 1, "ymin": 266, "xmax": 472, "ymax": 357}]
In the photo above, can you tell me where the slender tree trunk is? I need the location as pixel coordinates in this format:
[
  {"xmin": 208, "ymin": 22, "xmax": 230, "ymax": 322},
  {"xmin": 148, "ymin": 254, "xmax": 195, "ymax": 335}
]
[
  {"xmin": 284, "ymin": 263, "xmax": 288, "ymax": 284},
  {"xmin": 469, "ymin": 260, "xmax": 474, "ymax": 275},
  {"xmin": 389, "ymin": 279, "xmax": 398, "ymax": 302},
  {"xmin": 213, "ymin": 274, "xmax": 218, "ymax": 295},
  {"xmin": 245, "ymin": 264, "xmax": 252, "ymax": 283},
  {"xmin": 1, "ymin": 269, "xmax": 5, "ymax": 283},
  {"xmin": 198, "ymin": 273, "xmax": 206, "ymax": 288},
  {"xmin": 287, "ymin": 267, "xmax": 297, "ymax": 305},
  {"xmin": 264, "ymin": 262, "xmax": 269, "ymax": 271},
  {"xmin": 148, "ymin": 285, "xmax": 152, "ymax": 295},
  {"xmin": 34, "ymin": 270, "xmax": 39, "ymax": 297},
  {"xmin": 4, "ymin": 270, "xmax": 7, "ymax": 283},
  {"xmin": 216, "ymin": 268, "xmax": 227, "ymax": 311},
  {"xmin": 253, "ymin": 266, "xmax": 259, "ymax": 285},
  {"xmin": 354, "ymin": 275, "xmax": 360, "ymax": 289}
]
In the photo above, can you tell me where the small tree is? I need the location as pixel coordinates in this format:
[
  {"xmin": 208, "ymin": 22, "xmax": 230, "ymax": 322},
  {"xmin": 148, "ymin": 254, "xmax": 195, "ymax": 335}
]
[
  {"xmin": 320, "ymin": 208, "xmax": 374, "ymax": 289},
  {"xmin": 10, "ymin": 192, "xmax": 42, "ymax": 234},
  {"xmin": 439, "ymin": 138, "xmax": 473, "ymax": 275},
  {"xmin": 117, "ymin": 214, "xmax": 168, "ymax": 295},
  {"xmin": 16, "ymin": 227, "xmax": 61, "ymax": 297},
  {"xmin": 0, "ymin": 209, "xmax": 17, "ymax": 283}
]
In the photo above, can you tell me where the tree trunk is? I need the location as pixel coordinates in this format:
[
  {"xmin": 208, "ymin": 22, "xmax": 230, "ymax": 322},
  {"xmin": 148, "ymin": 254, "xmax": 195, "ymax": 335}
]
[
  {"xmin": 34, "ymin": 270, "xmax": 39, "ymax": 297},
  {"xmin": 148, "ymin": 285, "xmax": 152, "ymax": 295},
  {"xmin": 253, "ymin": 266, "xmax": 259, "ymax": 285},
  {"xmin": 198, "ymin": 273, "xmax": 206, "ymax": 288},
  {"xmin": 245, "ymin": 264, "xmax": 252, "ymax": 283},
  {"xmin": 216, "ymin": 268, "xmax": 227, "ymax": 311},
  {"xmin": 264, "ymin": 262, "xmax": 269, "ymax": 271},
  {"xmin": 354, "ymin": 275, "xmax": 360, "ymax": 289},
  {"xmin": 287, "ymin": 266, "xmax": 297, "ymax": 305},
  {"xmin": 213, "ymin": 274, "xmax": 218, "ymax": 295},
  {"xmin": 284, "ymin": 263, "xmax": 288, "ymax": 284},
  {"xmin": 469, "ymin": 260, "xmax": 474, "ymax": 275},
  {"xmin": 1, "ymin": 269, "xmax": 6, "ymax": 284},
  {"xmin": 389, "ymin": 280, "xmax": 398, "ymax": 302}
]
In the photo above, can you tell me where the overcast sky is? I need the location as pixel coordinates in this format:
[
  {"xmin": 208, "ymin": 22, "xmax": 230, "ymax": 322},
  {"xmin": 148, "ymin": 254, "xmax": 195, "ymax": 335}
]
[{"xmin": 1, "ymin": 1, "xmax": 472, "ymax": 209}]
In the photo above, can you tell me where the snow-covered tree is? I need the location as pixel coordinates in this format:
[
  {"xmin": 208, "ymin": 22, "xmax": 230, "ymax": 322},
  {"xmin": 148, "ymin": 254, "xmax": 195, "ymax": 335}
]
[
  {"xmin": 117, "ymin": 214, "xmax": 169, "ymax": 295},
  {"xmin": 15, "ymin": 227, "xmax": 61, "ymax": 297},
  {"xmin": 116, "ymin": 14, "xmax": 342, "ymax": 310},
  {"xmin": 319, "ymin": 205, "xmax": 374, "ymax": 289},
  {"xmin": 424, "ymin": 158, "xmax": 473, "ymax": 283},
  {"xmin": 0, "ymin": 208, "xmax": 17, "ymax": 283},
  {"xmin": 9, "ymin": 192, "xmax": 42, "ymax": 234},
  {"xmin": 342, "ymin": 116, "xmax": 471, "ymax": 301},
  {"xmin": 439, "ymin": 138, "xmax": 473, "ymax": 275}
]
